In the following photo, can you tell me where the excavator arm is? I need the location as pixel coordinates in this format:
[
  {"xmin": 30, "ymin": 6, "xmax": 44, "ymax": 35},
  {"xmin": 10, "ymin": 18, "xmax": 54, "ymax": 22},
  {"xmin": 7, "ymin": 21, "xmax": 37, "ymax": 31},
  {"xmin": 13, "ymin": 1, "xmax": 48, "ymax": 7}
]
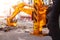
[{"xmin": 6, "ymin": 3, "xmax": 33, "ymax": 26}]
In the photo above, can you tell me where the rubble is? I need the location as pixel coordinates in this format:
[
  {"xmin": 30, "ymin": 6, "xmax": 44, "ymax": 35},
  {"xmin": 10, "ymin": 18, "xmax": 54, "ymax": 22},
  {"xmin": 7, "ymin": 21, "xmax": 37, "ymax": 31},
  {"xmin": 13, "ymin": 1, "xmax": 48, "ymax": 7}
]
[{"xmin": 42, "ymin": 28, "xmax": 49, "ymax": 35}]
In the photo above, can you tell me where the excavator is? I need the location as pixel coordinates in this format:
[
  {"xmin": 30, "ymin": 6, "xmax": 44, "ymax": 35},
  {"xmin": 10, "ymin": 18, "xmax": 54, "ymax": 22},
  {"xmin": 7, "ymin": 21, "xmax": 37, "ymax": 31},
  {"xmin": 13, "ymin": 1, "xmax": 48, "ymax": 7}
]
[{"xmin": 6, "ymin": 0, "xmax": 48, "ymax": 35}]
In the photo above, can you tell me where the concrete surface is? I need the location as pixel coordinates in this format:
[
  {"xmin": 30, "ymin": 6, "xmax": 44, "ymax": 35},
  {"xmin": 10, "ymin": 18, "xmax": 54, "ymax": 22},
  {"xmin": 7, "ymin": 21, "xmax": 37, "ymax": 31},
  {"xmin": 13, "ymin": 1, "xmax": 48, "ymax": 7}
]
[{"xmin": 0, "ymin": 28, "xmax": 52, "ymax": 40}]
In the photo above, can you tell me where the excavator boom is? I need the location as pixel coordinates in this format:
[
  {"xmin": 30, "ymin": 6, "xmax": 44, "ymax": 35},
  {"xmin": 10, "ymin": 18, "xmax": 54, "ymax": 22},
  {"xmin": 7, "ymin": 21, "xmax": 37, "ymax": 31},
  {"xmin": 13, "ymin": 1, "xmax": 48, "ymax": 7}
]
[{"xmin": 7, "ymin": 3, "xmax": 33, "ymax": 26}]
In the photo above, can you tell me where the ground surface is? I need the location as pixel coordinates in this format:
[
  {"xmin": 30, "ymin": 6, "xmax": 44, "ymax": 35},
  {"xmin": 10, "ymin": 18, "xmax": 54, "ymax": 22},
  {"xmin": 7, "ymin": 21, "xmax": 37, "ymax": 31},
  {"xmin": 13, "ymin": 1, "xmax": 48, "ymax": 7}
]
[{"xmin": 0, "ymin": 28, "xmax": 52, "ymax": 40}]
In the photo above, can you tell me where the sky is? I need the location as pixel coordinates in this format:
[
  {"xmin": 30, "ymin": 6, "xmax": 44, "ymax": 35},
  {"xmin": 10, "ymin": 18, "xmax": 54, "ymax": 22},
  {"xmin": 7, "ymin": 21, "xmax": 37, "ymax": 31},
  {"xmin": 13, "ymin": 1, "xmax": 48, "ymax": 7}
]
[
  {"xmin": 0, "ymin": 0, "xmax": 20, "ymax": 17},
  {"xmin": 0, "ymin": 0, "xmax": 32, "ymax": 19}
]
